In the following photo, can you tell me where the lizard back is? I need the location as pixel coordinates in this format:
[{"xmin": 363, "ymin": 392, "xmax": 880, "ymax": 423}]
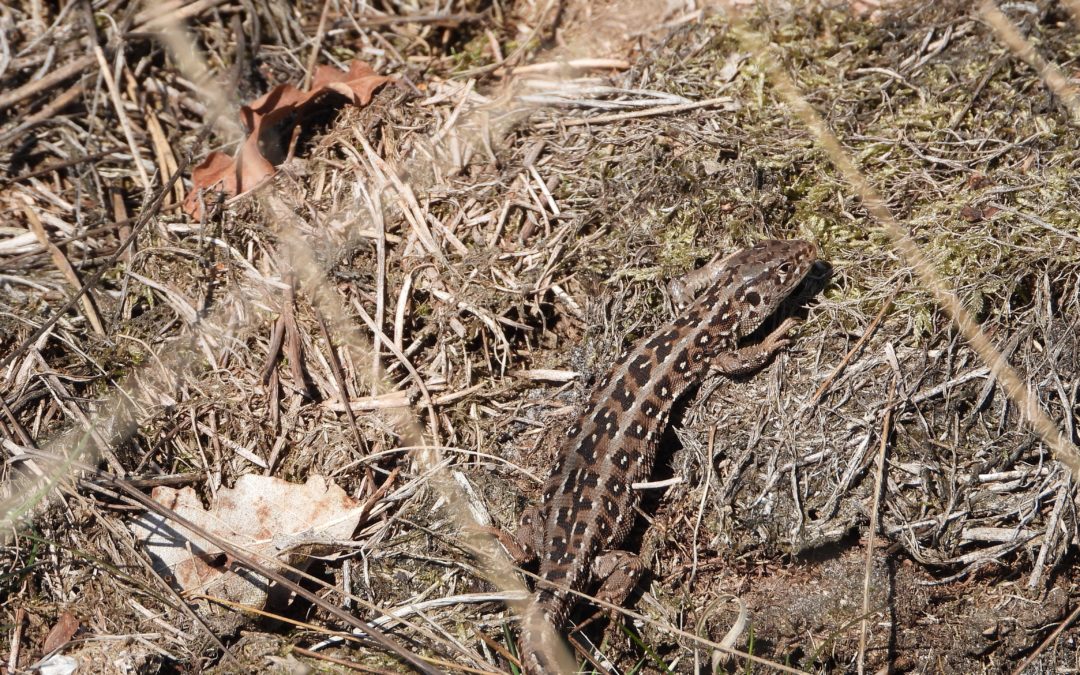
[{"xmin": 519, "ymin": 239, "xmax": 817, "ymax": 672}]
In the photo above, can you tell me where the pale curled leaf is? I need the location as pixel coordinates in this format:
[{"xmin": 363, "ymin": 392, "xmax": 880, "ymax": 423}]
[{"xmin": 129, "ymin": 475, "xmax": 362, "ymax": 608}]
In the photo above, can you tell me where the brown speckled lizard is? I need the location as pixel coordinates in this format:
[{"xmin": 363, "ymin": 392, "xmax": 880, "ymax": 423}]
[{"xmin": 511, "ymin": 239, "xmax": 818, "ymax": 673}]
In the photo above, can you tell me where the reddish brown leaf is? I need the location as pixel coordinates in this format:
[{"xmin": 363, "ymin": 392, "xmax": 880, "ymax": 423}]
[
  {"xmin": 184, "ymin": 60, "xmax": 391, "ymax": 218},
  {"xmin": 311, "ymin": 61, "xmax": 389, "ymax": 106},
  {"xmin": 186, "ymin": 152, "xmax": 236, "ymax": 213},
  {"xmin": 960, "ymin": 204, "xmax": 983, "ymax": 222},
  {"xmin": 961, "ymin": 204, "xmax": 1001, "ymax": 223},
  {"xmin": 41, "ymin": 611, "xmax": 78, "ymax": 654},
  {"xmin": 1020, "ymin": 152, "xmax": 1036, "ymax": 173},
  {"xmin": 965, "ymin": 172, "xmax": 989, "ymax": 190}
]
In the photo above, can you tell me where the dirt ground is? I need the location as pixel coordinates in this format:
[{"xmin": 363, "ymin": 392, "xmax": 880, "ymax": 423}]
[{"xmin": 2, "ymin": 0, "xmax": 1080, "ymax": 673}]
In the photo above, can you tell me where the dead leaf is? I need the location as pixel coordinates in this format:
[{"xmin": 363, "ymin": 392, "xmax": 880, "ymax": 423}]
[
  {"xmin": 184, "ymin": 61, "xmax": 391, "ymax": 218},
  {"xmin": 128, "ymin": 475, "xmax": 363, "ymax": 610},
  {"xmin": 961, "ymin": 204, "xmax": 1000, "ymax": 222},
  {"xmin": 36, "ymin": 654, "xmax": 77, "ymax": 675},
  {"xmin": 41, "ymin": 611, "xmax": 78, "ymax": 654},
  {"xmin": 960, "ymin": 204, "xmax": 983, "ymax": 222},
  {"xmin": 716, "ymin": 52, "xmax": 747, "ymax": 83},
  {"xmin": 965, "ymin": 172, "xmax": 989, "ymax": 190},
  {"xmin": 1020, "ymin": 152, "xmax": 1036, "ymax": 174}
]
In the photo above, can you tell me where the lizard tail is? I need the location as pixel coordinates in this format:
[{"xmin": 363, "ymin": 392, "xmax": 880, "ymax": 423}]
[{"xmin": 518, "ymin": 598, "xmax": 575, "ymax": 674}]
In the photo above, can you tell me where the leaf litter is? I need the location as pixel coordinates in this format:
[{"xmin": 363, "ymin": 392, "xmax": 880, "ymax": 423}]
[
  {"xmin": 184, "ymin": 60, "xmax": 392, "ymax": 219},
  {"xmin": 129, "ymin": 474, "xmax": 364, "ymax": 617},
  {"xmin": 1, "ymin": 0, "xmax": 1080, "ymax": 673}
]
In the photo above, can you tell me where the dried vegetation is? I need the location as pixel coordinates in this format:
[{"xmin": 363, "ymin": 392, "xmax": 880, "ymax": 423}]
[{"xmin": 2, "ymin": 0, "xmax": 1080, "ymax": 672}]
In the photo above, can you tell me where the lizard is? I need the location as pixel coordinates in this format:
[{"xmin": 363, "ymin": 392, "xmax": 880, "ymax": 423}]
[{"xmin": 511, "ymin": 238, "xmax": 818, "ymax": 673}]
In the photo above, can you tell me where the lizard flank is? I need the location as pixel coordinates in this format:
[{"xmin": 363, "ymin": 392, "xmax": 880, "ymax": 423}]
[{"xmin": 513, "ymin": 238, "xmax": 818, "ymax": 673}]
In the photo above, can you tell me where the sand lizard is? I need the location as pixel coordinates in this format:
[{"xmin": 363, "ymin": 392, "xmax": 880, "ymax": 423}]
[{"xmin": 511, "ymin": 239, "xmax": 818, "ymax": 673}]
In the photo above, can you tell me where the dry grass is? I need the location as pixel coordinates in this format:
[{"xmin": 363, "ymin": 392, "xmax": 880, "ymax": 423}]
[{"xmin": 2, "ymin": 0, "xmax": 1080, "ymax": 672}]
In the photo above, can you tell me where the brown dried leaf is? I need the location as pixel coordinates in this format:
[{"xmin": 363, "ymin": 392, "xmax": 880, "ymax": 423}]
[
  {"xmin": 184, "ymin": 61, "xmax": 391, "ymax": 218},
  {"xmin": 961, "ymin": 204, "xmax": 984, "ymax": 222},
  {"xmin": 961, "ymin": 204, "xmax": 1001, "ymax": 222},
  {"xmin": 41, "ymin": 611, "xmax": 78, "ymax": 654},
  {"xmin": 966, "ymin": 172, "xmax": 990, "ymax": 190}
]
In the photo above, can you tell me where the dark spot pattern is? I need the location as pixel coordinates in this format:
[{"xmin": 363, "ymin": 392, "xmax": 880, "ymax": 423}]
[
  {"xmin": 654, "ymin": 376, "xmax": 672, "ymax": 398},
  {"xmin": 575, "ymin": 439, "xmax": 597, "ymax": 462},
  {"xmin": 518, "ymin": 239, "xmax": 819, "ymax": 664},
  {"xmin": 646, "ymin": 328, "xmax": 678, "ymax": 350},
  {"xmin": 626, "ymin": 360, "xmax": 651, "ymax": 388},
  {"xmin": 653, "ymin": 338, "xmax": 674, "ymax": 364},
  {"xmin": 554, "ymin": 507, "xmax": 572, "ymax": 528},
  {"xmin": 600, "ymin": 420, "xmax": 617, "ymax": 439},
  {"xmin": 612, "ymin": 384, "xmax": 634, "ymax": 411}
]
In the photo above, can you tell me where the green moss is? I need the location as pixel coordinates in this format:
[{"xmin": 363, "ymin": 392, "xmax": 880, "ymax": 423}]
[{"xmin": 448, "ymin": 32, "xmax": 493, "ymax": 70}]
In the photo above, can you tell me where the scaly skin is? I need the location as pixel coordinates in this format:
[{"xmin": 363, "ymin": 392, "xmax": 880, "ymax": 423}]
[{"xmin": 515, "ymin": 239, "xmax": 818, "ymax": 673}]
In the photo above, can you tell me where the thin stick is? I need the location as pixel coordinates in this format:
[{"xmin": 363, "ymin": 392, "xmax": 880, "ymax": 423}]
[
  {"xmin": 20, "ymin": 202, "xmax": 106, "ymax": 336},
  {"xmin": 504, "ymin": 58, "xmax": 629, "ymax": 75},
  {"xmin": 535, "ymin": 96, "xmax": 738, "ymax": 129},
  {"xmin": 92, "ymin": 45, "xmax": 151, "ymax": 191},
  {"xmin": 133, "ymin": 0, "xmax": 229, "ymax": 32},
  {"xmin": 0, "ymin": 54, "xmax": 94, "ymax": 112},
  {"xmin": 858, "ymin": 378, "xmax": 896, "ymax": 674},
  {"xmin": 0, "ymin": 146, "xmax": 119, "ymax": 187},
  {"xmin": 0, "ymin": 82, "xmax": 85, "ymax": 147},
  {"xmin": 805, "ymin": 290, "xmax": 895, "ymax": 413},
  {"xmin": 359, "ymin": 182, "xmax": 387, "ymax": 395},
  {"xmin": 315, "ymin": 310, "xmax": 370, "ymax": 466},
  {"xmin": 303, "ymin": 0, "xmax": 333, "ymax": 89}
]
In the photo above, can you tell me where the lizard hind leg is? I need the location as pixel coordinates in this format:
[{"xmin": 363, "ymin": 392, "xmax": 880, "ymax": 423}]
[
  {"xmin": 591, "ymin": 550, "xmax": 646, "ymax": 608},
  {"xmin": 577, "ymin": 550, "xmax": 647, "ymax": 643},
  {"xmin": 481, "ymin": 504, "xmax": 543, "ymax": 566}
]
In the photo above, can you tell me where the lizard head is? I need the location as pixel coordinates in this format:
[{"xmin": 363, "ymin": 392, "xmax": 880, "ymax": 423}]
[
  {"xmin": 733, "ymin": 238, "xmax": 817, "ymax": 328},
  {"xmin": 697, "ymin": 239, "xmax": 818, "ymax": 339}
]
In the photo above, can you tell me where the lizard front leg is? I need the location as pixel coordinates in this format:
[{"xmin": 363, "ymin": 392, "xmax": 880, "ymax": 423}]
[{"xmin": 711, "ymin": 317, "xmax": 800, "ymax": 377}]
